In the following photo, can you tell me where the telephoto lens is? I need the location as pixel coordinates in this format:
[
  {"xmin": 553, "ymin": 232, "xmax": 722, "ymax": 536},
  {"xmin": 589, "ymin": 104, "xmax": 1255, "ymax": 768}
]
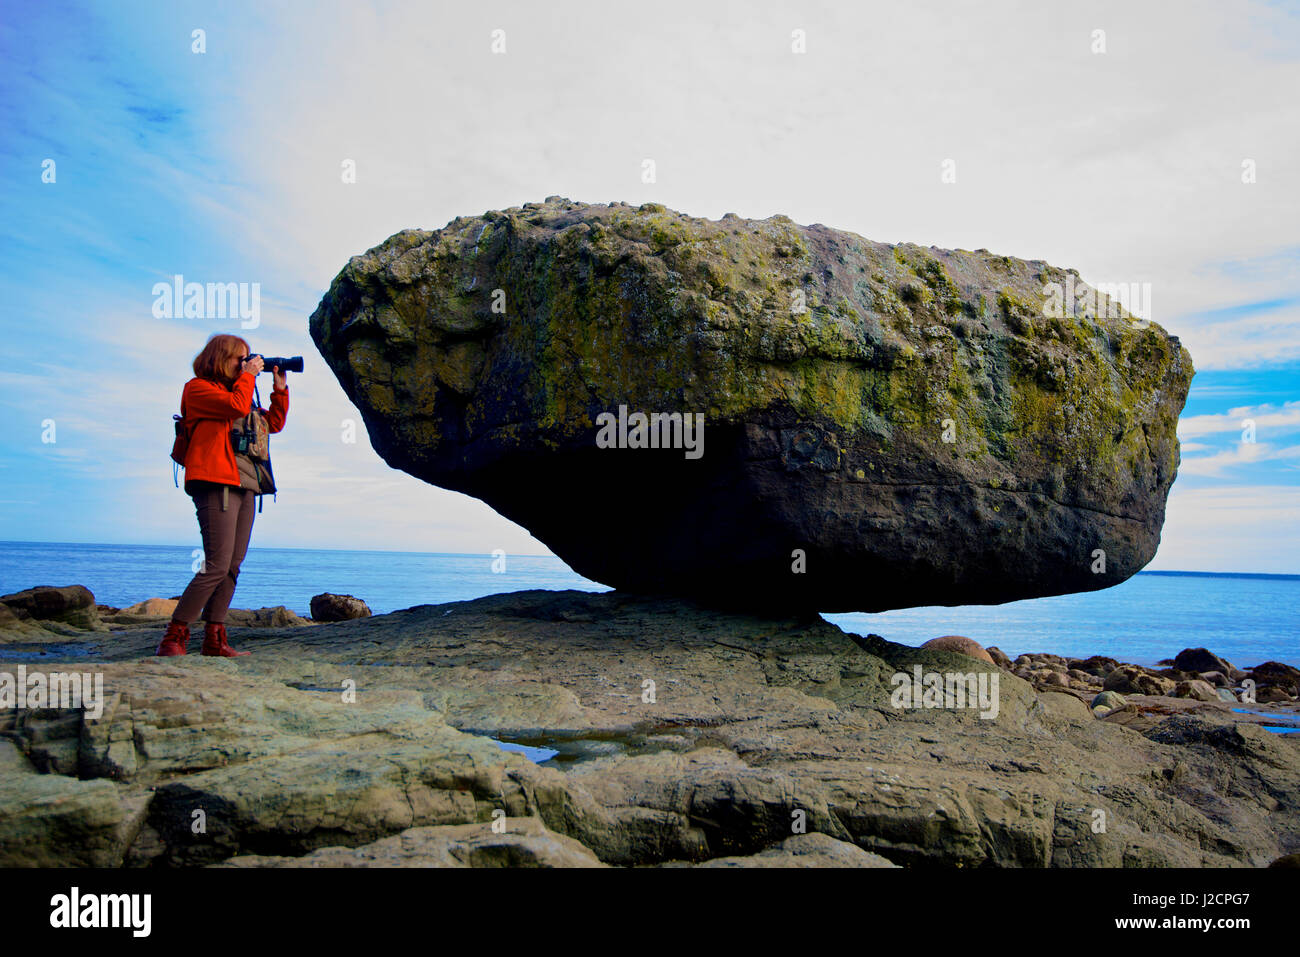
[{"xmin": 247, "ymin": 355, "xmax": 304, "ymax": 373}]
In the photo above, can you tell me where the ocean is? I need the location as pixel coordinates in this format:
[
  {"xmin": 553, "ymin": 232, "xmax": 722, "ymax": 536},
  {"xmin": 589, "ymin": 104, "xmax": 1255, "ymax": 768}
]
[{"xmin": 0, "ymin": 541, "xmax": 1295, "ymax": 668}]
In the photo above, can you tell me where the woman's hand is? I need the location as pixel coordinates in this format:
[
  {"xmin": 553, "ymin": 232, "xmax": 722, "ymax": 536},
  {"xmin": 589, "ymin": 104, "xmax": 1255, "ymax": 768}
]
[
  {"xmin": 272, "ymin": 365, "xmax": 287, "ymax": 392},
  {"xmin": 240, "ymin": 354, "xmax": 264, "ymax": 377}
]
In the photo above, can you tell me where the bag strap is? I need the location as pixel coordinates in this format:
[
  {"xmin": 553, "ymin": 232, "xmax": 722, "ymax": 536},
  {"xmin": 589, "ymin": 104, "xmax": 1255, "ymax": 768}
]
[{"xmin": 173, "ymin": 392, "xmax": 187, "ymax": 488}]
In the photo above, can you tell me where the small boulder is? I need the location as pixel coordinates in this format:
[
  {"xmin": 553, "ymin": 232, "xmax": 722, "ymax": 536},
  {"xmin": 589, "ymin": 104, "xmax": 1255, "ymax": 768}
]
[
  {"xmin": 1174, "ymin": 679, "xmax": 1217, "ymax": 702},
  {"xmin": 1029, "ymin": 653, "xmax": 1069, "ymax": 670},
  {"xmin": 223, "ymin": 606, "xmax": 312, "ymax": 628},
  {"xmin": 1246, "ymin": 661, "xmax": 1300, "ymax": 695},
  {"xmin": 1199, "ymin": 671, "xmax": 1229, "ymax": 688},
  {"xmin": 1092, "ymin": 690, "xmax": 1128, "ymax": 711},
  {"xmin": 1255, "ymin": 686, "xmax": 1294, "ymax": 703},
  {"xmin": 120, "ymin": 598, "xmax": 179, "ymax": 618},
  {"xmin": 310, "ymin": 593, "xmax": 373, "ymax": 622},
  {"xmin": 986, "ymin": 646, "xmax": 1013, "ymax": 670},
  {"xmin": 1103, "ymin": 666, "xmax": 1174, "ymax": 697},
  {"xmin": 1039, "ymin": 691, "xmax": 1093, "ymax": 723},
  {"xmin": 1172, "ymin": 648, "xmax": 1241, "ymax": 679},
  {"xmin": 1069, "ymin": 655, "xmax": 1120, "ymax": 678},
  {"xmin": 1214, "ymin": 688, "xmax": 1238, "ymax": 703},
  {"xmin": 0, "ymin": 585, "xmax": 103, "ymax": 631}
]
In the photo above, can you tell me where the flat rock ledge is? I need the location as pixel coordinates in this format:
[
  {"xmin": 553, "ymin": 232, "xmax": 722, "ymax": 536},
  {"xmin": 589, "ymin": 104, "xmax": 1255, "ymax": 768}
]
[{"xmin": 2, "ymin": 590, "xmax": 1297, "ymax": 868}]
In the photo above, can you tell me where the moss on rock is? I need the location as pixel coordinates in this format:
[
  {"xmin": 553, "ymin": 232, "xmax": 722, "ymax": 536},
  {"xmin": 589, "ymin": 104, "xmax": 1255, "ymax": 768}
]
[{"xmin": 310, "ymin": 198, "xmax": 1194, "ymax": 612}]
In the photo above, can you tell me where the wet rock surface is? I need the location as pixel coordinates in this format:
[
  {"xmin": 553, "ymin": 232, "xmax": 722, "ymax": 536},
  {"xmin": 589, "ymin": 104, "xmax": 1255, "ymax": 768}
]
[{"xmin": 2, "ymin": 590, "xmax": 1297, "ymax": 868}]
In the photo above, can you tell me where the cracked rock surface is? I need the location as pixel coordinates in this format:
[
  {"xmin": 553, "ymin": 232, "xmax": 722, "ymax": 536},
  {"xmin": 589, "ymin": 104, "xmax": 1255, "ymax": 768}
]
[{"xmin": 3, "ymin": 591, "xmax": 1295, "ymax": 868}]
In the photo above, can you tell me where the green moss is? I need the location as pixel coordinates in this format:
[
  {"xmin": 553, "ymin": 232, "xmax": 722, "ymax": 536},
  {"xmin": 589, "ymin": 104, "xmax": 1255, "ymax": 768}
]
[{"xmin": 337, "ymin": 199, "xmax": 1192, "ymax": 494}]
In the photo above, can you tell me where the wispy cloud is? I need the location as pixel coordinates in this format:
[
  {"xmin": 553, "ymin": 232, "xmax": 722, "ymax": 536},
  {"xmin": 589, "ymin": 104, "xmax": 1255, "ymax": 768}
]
[
  {"xmin": 1178, "ymin": 442, "xmax": 1300, "ymax": 478},
  {"xmin": 1178, "ymin": 401, "xmax": 1300, "ymax": 439},
  {"xmin": 1154, "ymin": 484, "xmax": 1300, "ymax": 573},
  {"xmin": 1, "ymin": 0, "xmax": 1298, "ymax": 575}
]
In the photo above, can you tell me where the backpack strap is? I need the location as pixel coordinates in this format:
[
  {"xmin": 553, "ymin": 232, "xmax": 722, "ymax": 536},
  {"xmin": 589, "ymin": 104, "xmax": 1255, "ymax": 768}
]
[{"xmin": 173, "ymin": 392, "xmax": 187, "ymax": 488}]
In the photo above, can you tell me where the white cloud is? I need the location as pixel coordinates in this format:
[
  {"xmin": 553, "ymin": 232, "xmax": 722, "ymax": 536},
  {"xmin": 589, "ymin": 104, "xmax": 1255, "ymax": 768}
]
[
  {"xmin": 1177, "ymin": 442, "xmax": 1300, "ymax": 478},
  {"xmin": 7, "ymin": 0, "xmax": 1300, "ymax": 569},
  {"xmin": 173, "ymin": 0, "xmax": 1300, "ymax": 372},
  {"xmin": 1153, "ymin": 484, "xmax": 1300, "ymax": 572},
  {"xmin": 1178, "ymin": 401, "xmax": 1300, "ymax": 438}
]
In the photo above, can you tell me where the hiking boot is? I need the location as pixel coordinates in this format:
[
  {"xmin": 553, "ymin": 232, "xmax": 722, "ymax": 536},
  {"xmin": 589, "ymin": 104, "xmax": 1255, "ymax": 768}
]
[
  {"xmin": 155, "ymin": 620, "xmax": 190, "ymax": 656},
  {"xmin": 201, "ymin": 622, "xmax": 251, "ymax": 657}
]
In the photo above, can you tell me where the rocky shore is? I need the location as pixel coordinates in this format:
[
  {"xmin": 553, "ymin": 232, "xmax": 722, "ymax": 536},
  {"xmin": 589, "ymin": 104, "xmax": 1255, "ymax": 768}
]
[{"xmin": 2, "ymin": 584, "xmax": 1297, "ymax": 868}]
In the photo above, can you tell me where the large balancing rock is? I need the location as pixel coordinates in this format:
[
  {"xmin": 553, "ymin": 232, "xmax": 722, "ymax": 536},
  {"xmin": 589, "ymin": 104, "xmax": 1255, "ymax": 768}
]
[{"xmin": 309, "ymin": 197, "xmax": 1193, "ymax": 612}]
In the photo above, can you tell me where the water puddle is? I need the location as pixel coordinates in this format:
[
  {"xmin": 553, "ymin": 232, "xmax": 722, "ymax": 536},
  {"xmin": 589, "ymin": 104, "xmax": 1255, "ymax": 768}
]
[
  {"xmin": 1231, "ymin": 708, "xmax": 1300, "ymax": 722},
  {"xmin": 481, "ymin": 727, "xmax": 695, "ymax": 767},
  {"xmin": 1230, "ymin": 708, "xmax": 1300, "ymax": 734},
  {"xmin": 492, "ymin": 740, "xmax": 561, "ymax": 763},
  {"xmin": 486, "ymin": 731, "xmax": 628, "ymax": 766}
]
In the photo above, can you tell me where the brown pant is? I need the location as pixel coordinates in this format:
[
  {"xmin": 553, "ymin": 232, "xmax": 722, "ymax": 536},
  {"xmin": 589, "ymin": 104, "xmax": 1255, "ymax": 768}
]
[{"xmin": 174, "ymin": 482, "xmax": 257, "ymax": 625}]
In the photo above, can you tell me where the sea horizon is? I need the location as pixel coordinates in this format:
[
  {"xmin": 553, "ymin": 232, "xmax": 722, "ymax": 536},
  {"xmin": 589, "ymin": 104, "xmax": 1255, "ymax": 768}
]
[
  {"xmin": 2, "ymin": 539, "xmax": 1295, "ymax": 669},
  {"xmin": 4, "ymin": 538, "xmax": 1296, "ymax": 579}
]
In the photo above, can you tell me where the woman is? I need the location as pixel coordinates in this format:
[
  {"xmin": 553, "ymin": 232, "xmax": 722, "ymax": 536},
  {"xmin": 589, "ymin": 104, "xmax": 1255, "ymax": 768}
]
[{"xmin": 156, "ymin": 333, "xmax": 289, "ymax": 657}]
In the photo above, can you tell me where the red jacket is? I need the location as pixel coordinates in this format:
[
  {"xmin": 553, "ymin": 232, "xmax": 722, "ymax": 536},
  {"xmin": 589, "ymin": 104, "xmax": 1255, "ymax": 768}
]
[{"xmin": 181, "ymin": 372, "xmax": 288, "ymax": 487}]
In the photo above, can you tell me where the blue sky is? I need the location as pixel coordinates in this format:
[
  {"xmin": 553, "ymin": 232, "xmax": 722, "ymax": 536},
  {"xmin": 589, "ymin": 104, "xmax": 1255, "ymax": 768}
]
[{"xmin": 1, "ymin": 0, "xmax": 1298, "ymax": 572}]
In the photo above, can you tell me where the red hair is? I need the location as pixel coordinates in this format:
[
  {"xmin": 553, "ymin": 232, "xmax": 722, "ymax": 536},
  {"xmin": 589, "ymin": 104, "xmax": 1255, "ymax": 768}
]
[{"xmin": 192, "ymin": 334, "xmax": 250, "ymax": 387}]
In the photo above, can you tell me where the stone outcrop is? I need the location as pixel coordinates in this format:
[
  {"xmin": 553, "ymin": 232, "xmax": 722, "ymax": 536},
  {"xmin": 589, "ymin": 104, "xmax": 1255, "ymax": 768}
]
[
  {"xmin": 309, "ymin": 198, "xmax": 1193, "ymax": 612},
  {"xmin": 689, "ymin": 833, "xmax": 898, "ymax": 868},
  {"xmin": 224, "ymin": 606, "xmax": 312, "ymax": 628},
  {"xmin": 218, "ymin": 817, "xmax": 605, "ymax": 868},
  {"xmin": 2, "ymin": 591, "xmax": 1296, "ymax": 868},
  {"xmin": 1, "ymin": 585, "xmax": 105, "ymax": 633},
  {"xmin": 1174, "ymin": 647, "xmax": 1243, "ymax": 680},
  {"xmin": 120, "ymin": 598, "xmax": 178, "ymax": 618},
  {"xmin": 310, "ymin": 593, "xmax": 372, "ymax": 622}
]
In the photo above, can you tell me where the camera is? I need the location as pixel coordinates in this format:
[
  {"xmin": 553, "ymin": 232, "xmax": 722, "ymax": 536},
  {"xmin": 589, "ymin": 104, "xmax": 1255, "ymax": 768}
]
[
  {"xmin": 243, "ymin": 354, "xmax": 304, "ymax": 373},
  {"xmin": 232, "ymin": 425, "xmax": 255, "ymax": 454}
]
